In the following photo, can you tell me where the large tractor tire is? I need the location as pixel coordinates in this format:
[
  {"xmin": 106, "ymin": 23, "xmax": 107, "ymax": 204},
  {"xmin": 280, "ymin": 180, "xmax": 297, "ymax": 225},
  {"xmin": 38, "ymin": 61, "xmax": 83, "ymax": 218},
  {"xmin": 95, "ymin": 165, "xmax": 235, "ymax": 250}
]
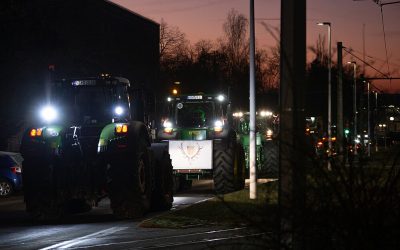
[
  {"xmin": 108, "ymin": 122, "xmax": 153, "ymax": 219},
  {"xmin": 262, "ymin": 140, "xmax": 279, "ymax": 178},
  {"xmin": 150, "ymin": 143, "xmax": 174, "ymax": 211},
  {"xmin": 213, "ymin": 135, "xmax": 246, "ymax": 194}
]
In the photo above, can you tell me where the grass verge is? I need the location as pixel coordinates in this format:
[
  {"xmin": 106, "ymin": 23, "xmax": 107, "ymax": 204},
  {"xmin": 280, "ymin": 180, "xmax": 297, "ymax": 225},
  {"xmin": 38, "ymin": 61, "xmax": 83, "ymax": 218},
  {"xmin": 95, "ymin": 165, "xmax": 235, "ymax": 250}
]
[{"xmin": 140, "ymin": 181, "xmax": 278, "ymax": 229}]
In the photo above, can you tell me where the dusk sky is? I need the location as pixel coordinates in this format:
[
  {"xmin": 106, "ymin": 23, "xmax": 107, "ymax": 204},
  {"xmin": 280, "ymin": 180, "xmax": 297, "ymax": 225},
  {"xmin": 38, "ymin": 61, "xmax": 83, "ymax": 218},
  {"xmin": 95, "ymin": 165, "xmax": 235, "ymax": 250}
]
[{"xmin": 111, "ymin": 0, "xmax": 400, "ymax": 93}]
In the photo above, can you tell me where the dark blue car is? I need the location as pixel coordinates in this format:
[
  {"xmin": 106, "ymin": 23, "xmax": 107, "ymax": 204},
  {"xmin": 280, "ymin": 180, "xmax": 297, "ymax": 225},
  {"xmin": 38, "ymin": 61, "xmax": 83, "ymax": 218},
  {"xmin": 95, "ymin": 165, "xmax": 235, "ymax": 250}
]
[{"xmin": 0, "ymin": 152, "xmax": 23, "ymax": 197}]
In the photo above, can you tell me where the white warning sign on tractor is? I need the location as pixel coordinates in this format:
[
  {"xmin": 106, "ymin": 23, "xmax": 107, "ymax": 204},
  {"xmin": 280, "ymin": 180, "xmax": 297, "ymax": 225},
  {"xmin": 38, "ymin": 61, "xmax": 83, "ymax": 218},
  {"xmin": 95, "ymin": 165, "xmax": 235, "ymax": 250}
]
[{"xmin": 169, "ymin": 140, "xmax": 213, "ymax": 170}]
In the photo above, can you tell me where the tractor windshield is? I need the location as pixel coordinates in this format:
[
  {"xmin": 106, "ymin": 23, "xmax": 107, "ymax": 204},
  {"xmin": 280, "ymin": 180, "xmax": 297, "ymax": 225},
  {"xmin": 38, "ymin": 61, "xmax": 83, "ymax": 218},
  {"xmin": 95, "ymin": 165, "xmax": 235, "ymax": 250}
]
[
  {"xmin": 174, "ymin": 101, "xmax": 215, "ymax": 128},
  {"xmin": 51, "ymin": 82, "xmax": 129, "ymax": 125}
]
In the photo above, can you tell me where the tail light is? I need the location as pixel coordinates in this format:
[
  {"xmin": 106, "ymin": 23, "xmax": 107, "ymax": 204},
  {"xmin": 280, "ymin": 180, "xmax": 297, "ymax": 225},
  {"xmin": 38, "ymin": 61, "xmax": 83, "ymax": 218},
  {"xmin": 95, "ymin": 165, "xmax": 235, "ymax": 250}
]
[{"xmin": 11, "ymin": 166, "xmax": 22, "ymax": 174}]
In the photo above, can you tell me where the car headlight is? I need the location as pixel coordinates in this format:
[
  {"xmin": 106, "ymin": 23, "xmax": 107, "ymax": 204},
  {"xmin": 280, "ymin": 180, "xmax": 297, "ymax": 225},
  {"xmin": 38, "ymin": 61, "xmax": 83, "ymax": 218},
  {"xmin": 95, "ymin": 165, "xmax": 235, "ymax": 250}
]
[{"xmin": 40, "ymin": 105, "xmax": 58, "ymax": 123}]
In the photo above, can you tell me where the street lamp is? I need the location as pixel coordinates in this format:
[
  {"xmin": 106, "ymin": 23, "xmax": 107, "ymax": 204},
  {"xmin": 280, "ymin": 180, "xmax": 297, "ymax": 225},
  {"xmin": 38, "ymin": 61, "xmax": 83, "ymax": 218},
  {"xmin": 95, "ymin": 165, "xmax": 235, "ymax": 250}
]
[
  {"xmin": 317, "ymin": 22, "xmax": 332, "ymax": 155},
  {"xmin": 348, "ymin": 61, "xmax": 357, "ymax": 155}
]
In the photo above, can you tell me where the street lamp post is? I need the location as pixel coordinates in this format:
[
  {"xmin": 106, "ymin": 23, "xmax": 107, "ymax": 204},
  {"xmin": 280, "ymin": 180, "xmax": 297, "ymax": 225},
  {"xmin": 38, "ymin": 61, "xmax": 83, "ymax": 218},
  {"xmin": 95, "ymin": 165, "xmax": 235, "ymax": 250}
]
[
  {"xmin": 348, "ymin": 61, "xmax": 357, "ymax": 155},
  {"xmin": 374, "ymin": 91, "xmax": 378, "ymax": 151},
  {"xmin": 367, "ymin": 81, "xmax": 371, "ymax": 157},
  {"xmin": 317, "ymin": 22, "xmax": 332, "ymax": 155}
]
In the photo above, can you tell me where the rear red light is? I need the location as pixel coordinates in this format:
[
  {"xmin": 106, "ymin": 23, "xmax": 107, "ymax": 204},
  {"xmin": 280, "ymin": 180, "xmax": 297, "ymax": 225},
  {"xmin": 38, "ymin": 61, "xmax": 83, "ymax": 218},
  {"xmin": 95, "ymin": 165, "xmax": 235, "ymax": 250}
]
[{"xmin": 11, "ymin": 166, "xmax": 22, "ymax": 174}]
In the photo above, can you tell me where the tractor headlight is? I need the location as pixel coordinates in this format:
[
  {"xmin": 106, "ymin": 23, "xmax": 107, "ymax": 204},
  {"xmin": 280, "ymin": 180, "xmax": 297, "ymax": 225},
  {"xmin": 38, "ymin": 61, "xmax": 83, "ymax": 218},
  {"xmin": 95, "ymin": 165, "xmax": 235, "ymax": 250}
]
[
  {"xmin": 214, "ymin": 120, "xmax": 224, "ymax": 132},
  {"xmin": 114, "ymin": 106, "xmax": 124, "ymax": 116},
  {"xmin": 163, "ymin": 119, "xmax": 173, "ymax": 133},
  {"xmin": 266, "ymin": 129, "xmax": 273, "ymax": 140},
  {"xmin": 40, "ymin": 105, "xmax": 58, "ymax": 123}
]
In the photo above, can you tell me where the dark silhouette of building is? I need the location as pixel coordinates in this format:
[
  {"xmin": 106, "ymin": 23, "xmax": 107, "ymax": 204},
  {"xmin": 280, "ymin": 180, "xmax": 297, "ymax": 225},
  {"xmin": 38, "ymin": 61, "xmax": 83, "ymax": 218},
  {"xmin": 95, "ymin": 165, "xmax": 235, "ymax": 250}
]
[{"xmin": 0, "ymin": 0, "xmax": 160, "ymax": 150}]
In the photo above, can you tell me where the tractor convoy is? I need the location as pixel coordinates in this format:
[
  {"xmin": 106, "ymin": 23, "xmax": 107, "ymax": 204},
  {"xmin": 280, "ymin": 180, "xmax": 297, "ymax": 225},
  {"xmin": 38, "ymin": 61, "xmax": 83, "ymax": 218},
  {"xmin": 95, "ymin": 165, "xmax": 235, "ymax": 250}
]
[
  {"xmin": 156, "ymin": 93, "xmax": 280, "ymax": 194},
  {"xmin": 20, "ymin": 78, "xmax": 280, "ymax": 220}
]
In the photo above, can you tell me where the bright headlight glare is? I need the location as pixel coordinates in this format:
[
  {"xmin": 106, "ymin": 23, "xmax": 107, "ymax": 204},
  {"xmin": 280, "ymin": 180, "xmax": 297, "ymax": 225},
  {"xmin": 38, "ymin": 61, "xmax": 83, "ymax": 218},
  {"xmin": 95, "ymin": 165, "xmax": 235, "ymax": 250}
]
[
  {"xmin": 214, "ymin": 120, "xmax": 223, "ymax": 127},
  {"xmin": 163, "ymin": 120, "xmax": 173, "ymax": 128},
  {"xmin": 214, "ymin": 120, "xmax": 223, "ymax": 132},
  {"xmin": 217, "ymin": 94, "xmax": 225, "ymax": 102},
  {"xmin": 114, "ymin": 106, "xmax": 124, "ymax": 116},
  {"xmin": 163, "ymin": 120, "xmax": 173, "ymax": 133},
  {"xmin": 40, "ymin": 105, "xmax": 58, "ymax": 123}
]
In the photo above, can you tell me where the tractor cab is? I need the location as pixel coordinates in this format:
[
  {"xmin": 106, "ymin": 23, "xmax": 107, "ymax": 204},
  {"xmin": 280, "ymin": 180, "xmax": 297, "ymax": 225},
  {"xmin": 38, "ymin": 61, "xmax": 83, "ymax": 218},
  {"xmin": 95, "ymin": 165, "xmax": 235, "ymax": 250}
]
[
  {"xmin": 39, "ymin": 76, "xmax": 131, "ymax": 126},
  {"xmin": 158, "ymin": 94, "xmax": 230, "ymax": 140}
]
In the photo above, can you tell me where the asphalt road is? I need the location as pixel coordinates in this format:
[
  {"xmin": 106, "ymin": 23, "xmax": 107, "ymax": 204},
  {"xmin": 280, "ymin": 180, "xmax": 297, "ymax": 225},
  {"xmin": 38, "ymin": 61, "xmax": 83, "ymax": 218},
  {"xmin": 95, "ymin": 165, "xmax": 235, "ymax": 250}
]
[{"xmin": 0, "ymin": 181, "xmax": 269, "ymax": 250}]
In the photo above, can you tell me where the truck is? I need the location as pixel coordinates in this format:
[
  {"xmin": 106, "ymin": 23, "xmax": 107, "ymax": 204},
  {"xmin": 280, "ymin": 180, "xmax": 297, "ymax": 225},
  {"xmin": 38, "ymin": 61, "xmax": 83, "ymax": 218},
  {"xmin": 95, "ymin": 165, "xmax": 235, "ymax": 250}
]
[
  {"xmin": 157, "ymin": 94, "xmax": 246, "ymax": 194},
  {"xmin": 232, "ymin": 110, "xmax": 279, "ymax": 178},
  {"xmin": 20, "ymin": 76, "xmax": 173, "ymax": 220}
]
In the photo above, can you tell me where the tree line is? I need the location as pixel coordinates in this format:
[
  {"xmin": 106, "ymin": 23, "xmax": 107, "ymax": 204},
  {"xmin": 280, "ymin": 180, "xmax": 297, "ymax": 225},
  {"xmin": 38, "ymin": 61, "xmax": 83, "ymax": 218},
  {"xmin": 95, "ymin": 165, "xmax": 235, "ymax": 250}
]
[{"xmin": 160, "ymin": 9, "xmax": 376, "ymax": 134}]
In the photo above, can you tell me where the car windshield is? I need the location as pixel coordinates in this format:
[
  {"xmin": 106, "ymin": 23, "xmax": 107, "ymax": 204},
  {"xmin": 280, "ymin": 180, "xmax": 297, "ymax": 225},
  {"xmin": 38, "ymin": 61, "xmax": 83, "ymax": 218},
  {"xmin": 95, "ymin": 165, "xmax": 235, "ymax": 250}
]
[{"xmin": 174, "ymin": 102, "xmax": 215, "ymax": 128}]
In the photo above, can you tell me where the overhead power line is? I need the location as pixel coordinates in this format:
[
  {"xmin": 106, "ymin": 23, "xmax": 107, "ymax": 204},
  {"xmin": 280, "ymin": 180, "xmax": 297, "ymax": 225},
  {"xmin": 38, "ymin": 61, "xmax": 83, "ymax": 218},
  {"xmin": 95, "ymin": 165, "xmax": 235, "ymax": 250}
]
[{"xmin": 343, "ymin": 47, "xmax": 390, "ymax": 78}]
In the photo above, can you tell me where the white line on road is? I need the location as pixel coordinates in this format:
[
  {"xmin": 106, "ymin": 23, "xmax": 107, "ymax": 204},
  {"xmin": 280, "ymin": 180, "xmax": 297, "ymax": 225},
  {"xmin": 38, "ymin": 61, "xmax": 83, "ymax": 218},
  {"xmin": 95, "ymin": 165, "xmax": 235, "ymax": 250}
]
[
  {"xmin": 67, "ymin": 227, "xmax": 252, "ymax": 249},
  {"xmin": 39, "ymin": 226, "xmax": 128, "ymax": 250}
]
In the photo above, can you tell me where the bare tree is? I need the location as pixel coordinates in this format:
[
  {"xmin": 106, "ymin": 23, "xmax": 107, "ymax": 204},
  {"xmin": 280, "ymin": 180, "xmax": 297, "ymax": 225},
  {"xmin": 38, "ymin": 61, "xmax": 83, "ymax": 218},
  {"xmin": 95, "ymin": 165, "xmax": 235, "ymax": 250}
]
[
  {"xmin": 159, "ymin": 19, "xmax": 189, "ymax": 63},
  {"xmin": 221, "ymin": 9, "xmax": 249, "ymax": 69}
]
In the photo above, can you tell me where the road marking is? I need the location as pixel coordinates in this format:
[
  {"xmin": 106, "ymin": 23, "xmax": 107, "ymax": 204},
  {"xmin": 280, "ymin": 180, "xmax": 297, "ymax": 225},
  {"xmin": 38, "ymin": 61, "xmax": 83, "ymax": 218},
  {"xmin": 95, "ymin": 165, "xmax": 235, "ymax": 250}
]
[
  {"xmin": 39, "ymin": 226, "xmax": 128, "ymax": 250},
  {"xmin": 67, "ymin": 227, "xmax": 258, "ymax": 249}
]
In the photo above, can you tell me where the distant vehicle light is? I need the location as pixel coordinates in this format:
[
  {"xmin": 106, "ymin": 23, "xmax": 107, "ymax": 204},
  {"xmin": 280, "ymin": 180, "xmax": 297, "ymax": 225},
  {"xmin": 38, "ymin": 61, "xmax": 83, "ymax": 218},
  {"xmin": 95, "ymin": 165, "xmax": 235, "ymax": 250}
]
[
  {"xmin": 217, "ymin": 95, "xmax": 225, "ymax": 102},
  {"xmin": 40, "ymin": 105, "xmax": 58, "ymax": 123},
  {"xmin": 167, "ymin": 97, "xmax": 172, "ymax": 102},
  {"xmin": 259, "ymin": 110, "xmax": 273, "ymax": 117},
  {"xmin": 233, "ymin": 112, "xmax": 243, "ymax": 118}
]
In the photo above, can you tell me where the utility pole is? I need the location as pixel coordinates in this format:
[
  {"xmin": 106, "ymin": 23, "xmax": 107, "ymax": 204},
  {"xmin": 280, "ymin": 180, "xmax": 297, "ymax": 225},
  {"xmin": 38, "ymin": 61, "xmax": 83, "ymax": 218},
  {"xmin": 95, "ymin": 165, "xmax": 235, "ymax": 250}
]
[
  {"xmin": 337, "ymin": 42, "xmax": 344, "ymax": 161},
  {"xmin": 279, "ymin": 0, "xmax": 306, "ymax": 248},
  {"xmin": 249, "ymin": 0, "xmax": 257, "ymax": 199}
]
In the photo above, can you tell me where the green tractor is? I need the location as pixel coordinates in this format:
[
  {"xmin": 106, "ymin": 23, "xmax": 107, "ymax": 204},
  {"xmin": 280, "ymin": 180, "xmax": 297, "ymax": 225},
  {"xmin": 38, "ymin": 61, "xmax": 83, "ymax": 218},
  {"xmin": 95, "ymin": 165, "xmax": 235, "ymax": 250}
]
[
  {"xmin": 232, "ymin": 110, "xmax": 279, "ymax": 178},
  {"xmin": 157, "ymin": 94, "xmax": 246, "ymax": 194},
  {"xmin": 20, "ymin": 76, "xmax": 173, "ymax": 220}
]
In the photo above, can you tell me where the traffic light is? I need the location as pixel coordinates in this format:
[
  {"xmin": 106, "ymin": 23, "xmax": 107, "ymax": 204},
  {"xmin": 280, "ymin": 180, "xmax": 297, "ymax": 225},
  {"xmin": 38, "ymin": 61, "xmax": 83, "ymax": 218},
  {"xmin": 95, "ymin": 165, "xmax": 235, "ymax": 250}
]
[{"xmin": 344, "ymin": 128, "xmax": 350, "ymax": 137}]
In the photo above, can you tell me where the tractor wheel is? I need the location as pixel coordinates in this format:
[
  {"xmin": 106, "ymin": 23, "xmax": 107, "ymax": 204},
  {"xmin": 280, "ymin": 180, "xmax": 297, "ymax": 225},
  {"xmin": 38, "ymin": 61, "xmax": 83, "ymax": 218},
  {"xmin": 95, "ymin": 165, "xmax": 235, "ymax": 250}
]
[
  {"xmin": 150, "ymin": 146, "xmax": 173, "ymax": 211},
  {"xmin": 213, "ymin": 139, "xmax": 245, "ymax": 194},
  {"xmin": 108, "ymin": 123, "xmax": 153, "ymax": 219},
  {"xmin": 0, "ymin": 179, "xmax": 13, "ymax": 197},
  {"xmin": 23, "ymin": 159, "xmax": 64, "ymax": 221},
  {"xmin": 263, "ymin": 141, "xmax": 279, "ymax": 178}
]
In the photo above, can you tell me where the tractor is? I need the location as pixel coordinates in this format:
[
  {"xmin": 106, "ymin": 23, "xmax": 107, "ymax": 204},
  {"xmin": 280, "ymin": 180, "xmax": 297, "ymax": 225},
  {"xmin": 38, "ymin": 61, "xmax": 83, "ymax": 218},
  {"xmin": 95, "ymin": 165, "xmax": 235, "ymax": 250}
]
[
  {"xmin": 157, "ymin": 94, "xmax": 246, "ymax": 194},
  {"xmin": 20, "ymin": 76, "xmax": 173, "ymax": 220},
  {"xmin": 232, "ymin": 110, "xmax": 279, "ymax": 178}
]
